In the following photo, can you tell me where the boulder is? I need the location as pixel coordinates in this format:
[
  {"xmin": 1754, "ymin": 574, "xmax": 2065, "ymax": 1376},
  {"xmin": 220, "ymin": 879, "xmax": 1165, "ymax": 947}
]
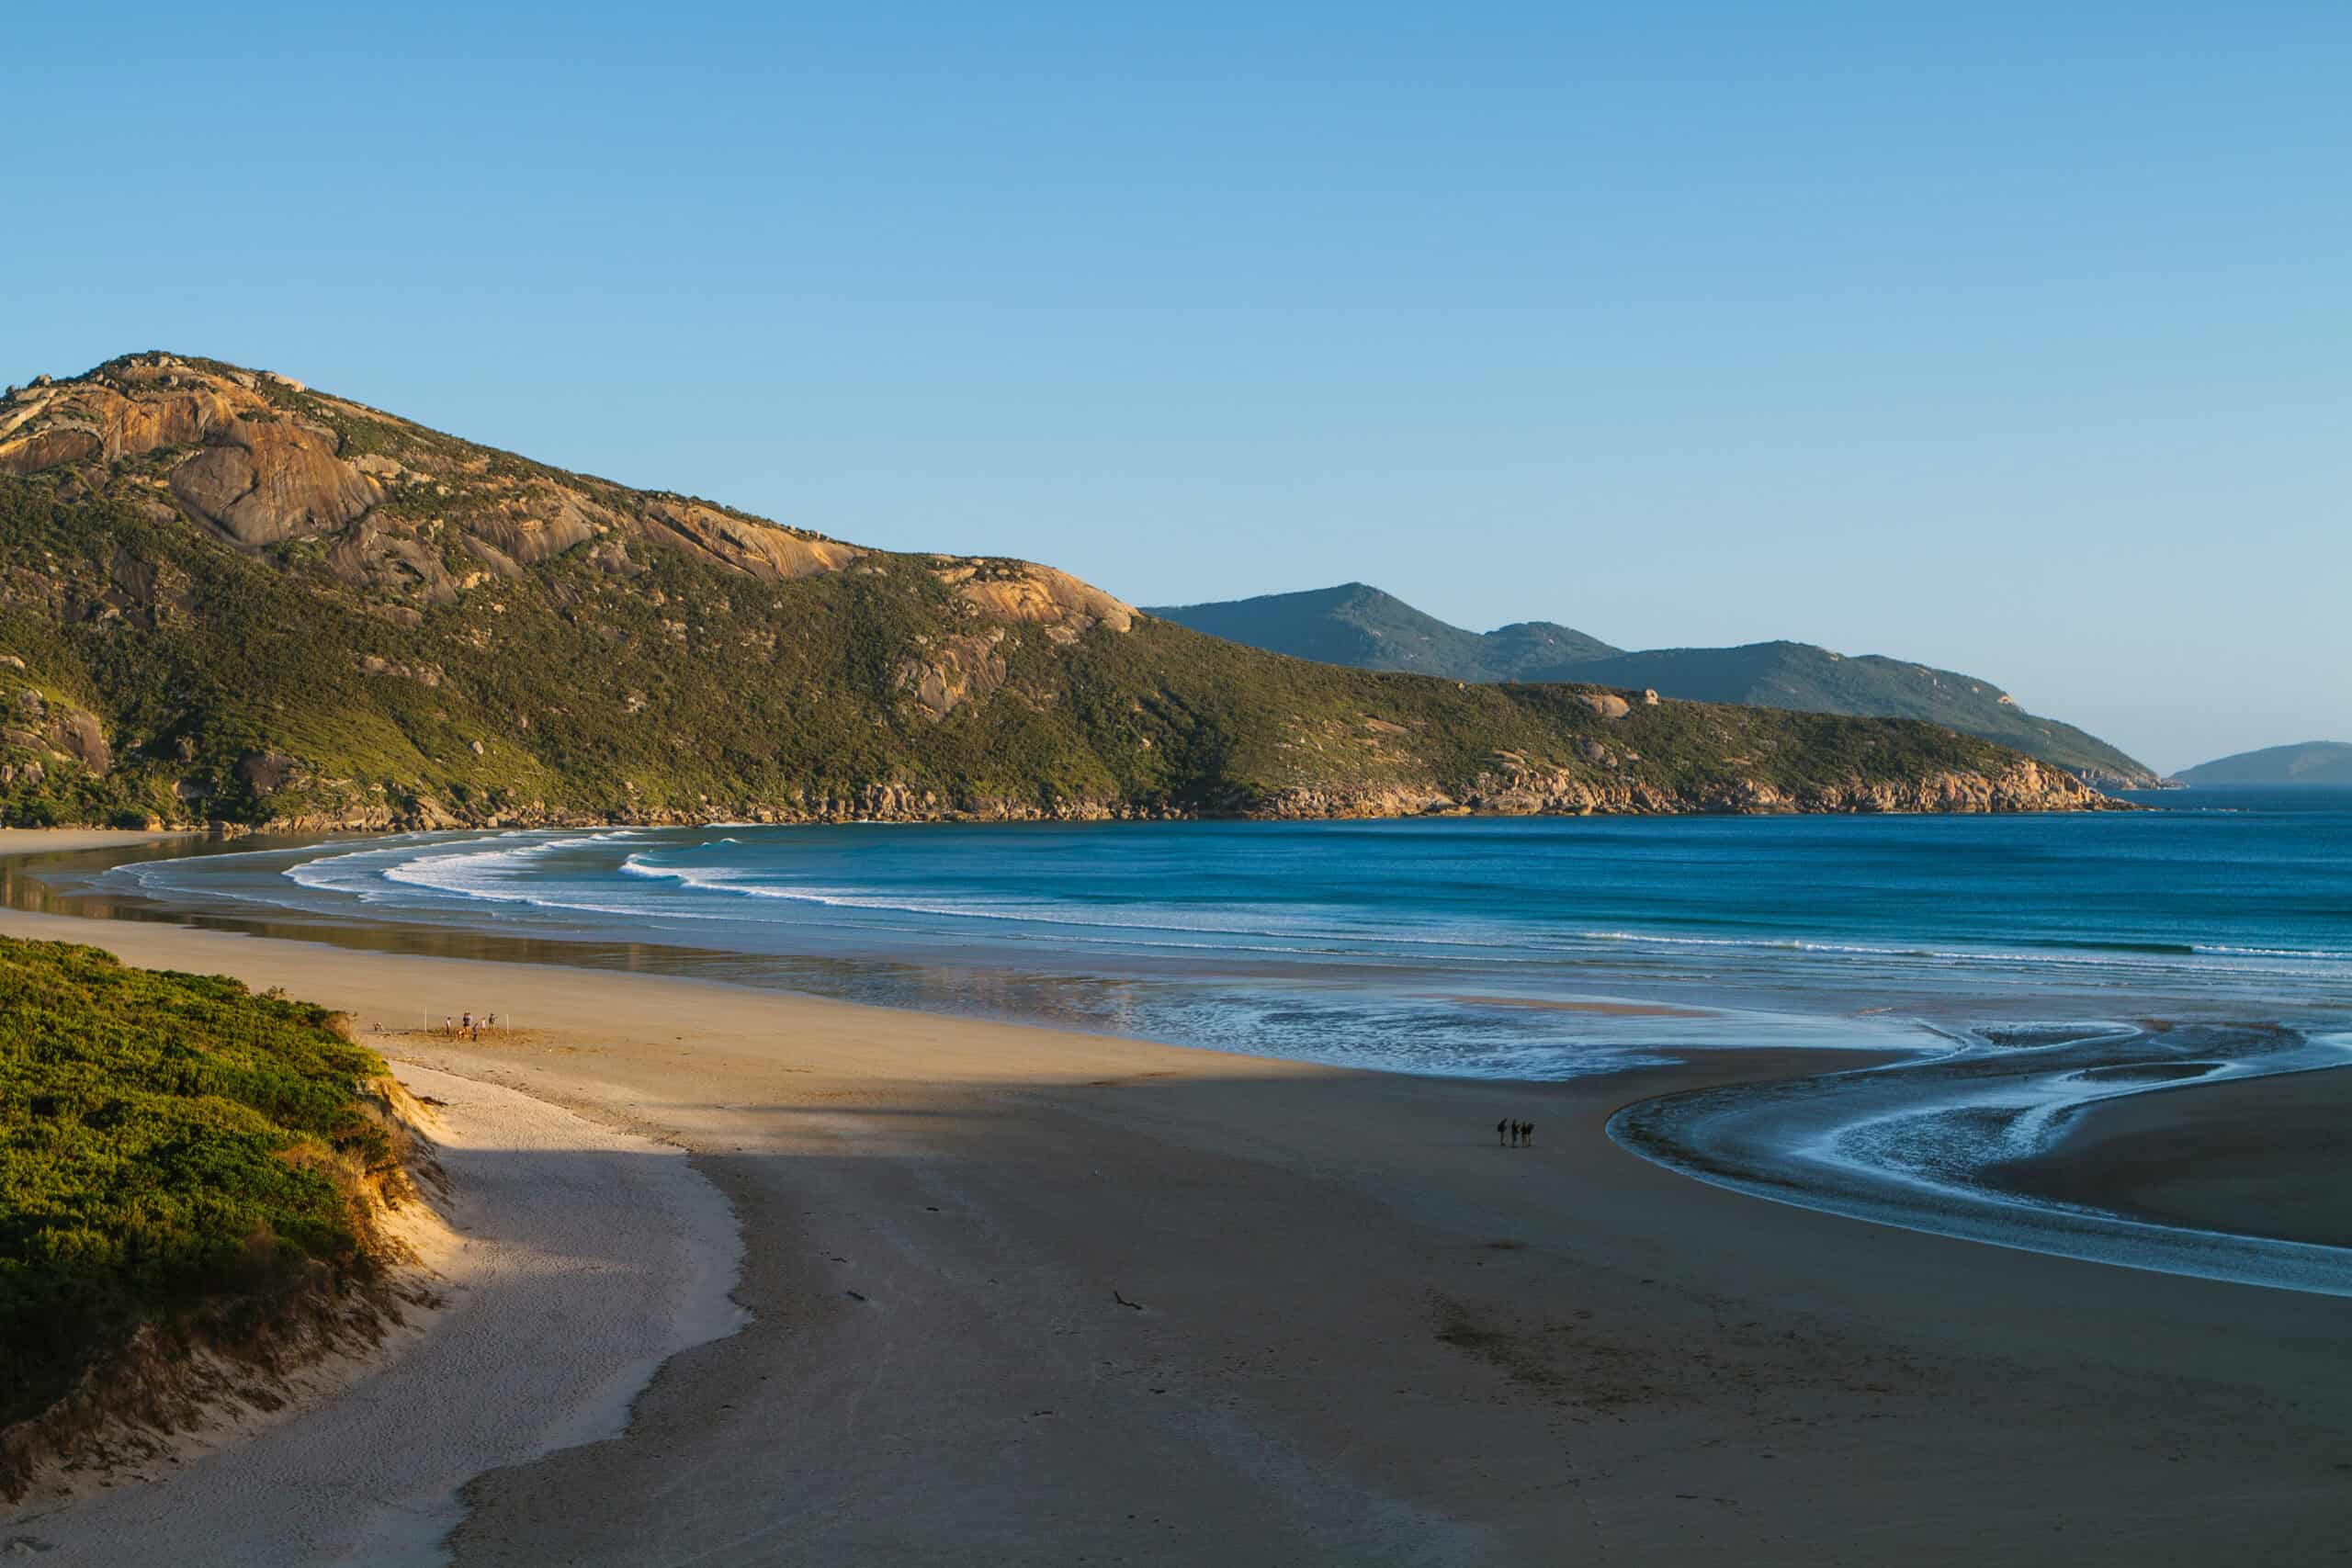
[
  {"xmin": 169, "ymin": 445, "xmax": 258, "ymax": 520},
  {"xmin": 935, "ymin": 562, "xmax": 1136, "ymax": 638},
  {"xmin": 233, "ymin": 750, "xmax": 298, "ymax": 796},
  {"xmin": 169, "ymin": 417, "xmax": 380, "ymax": 546},
  {"xmin": 1577, "ymin": 692, "xmax": 1632, "ymax": 720},
  {"xmin": 642, "ymin": 499, "xmax": 855, "ymax": 579},
  {"xmin": 893, "ymin": 633, "xmax": 1010, "ymax": 717},
  {"xmin": 52, "ymin": 709, "xmax": 107, "ymax": 775},
  {"xmin": 0, "ymin": 426, "xmax": 101, "ymax": 475}
]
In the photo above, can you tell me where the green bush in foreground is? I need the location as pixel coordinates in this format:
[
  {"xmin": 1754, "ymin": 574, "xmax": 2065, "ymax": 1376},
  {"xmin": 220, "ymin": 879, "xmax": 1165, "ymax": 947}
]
[{"xmin": 0, "ymin": 937, "xmax": 393, "ymax": 1428}]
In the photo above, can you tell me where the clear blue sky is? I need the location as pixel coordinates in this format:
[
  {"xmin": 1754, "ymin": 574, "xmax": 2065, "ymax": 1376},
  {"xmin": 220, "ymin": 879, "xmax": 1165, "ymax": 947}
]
[{"xmin": 10, "ymin": 2, "xmax": 2346, "ymax": 772}]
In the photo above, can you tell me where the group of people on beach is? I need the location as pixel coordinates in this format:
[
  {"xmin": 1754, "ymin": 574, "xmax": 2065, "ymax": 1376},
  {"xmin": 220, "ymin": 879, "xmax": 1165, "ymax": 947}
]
[
  {"xmin": 442, "ymin": 1010, "xmax": 498, "ymax": 1041},
  {"xmin": 1497, "ymin": 1118, "xmax": 1534, "ymax": 1147}
]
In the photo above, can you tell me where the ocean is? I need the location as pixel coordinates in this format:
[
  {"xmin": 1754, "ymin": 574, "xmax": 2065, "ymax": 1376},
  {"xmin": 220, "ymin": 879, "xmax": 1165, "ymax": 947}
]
[{"xmin": 26, "ymin": 785, "xmax": 2352, "ymax": 1293}]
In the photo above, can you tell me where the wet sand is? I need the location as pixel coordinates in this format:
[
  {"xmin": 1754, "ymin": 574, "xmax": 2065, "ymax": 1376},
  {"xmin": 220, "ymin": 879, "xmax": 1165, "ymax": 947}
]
[
  {"xmin": 1429, "ymin": 993, "xmax": 1716, "ymax": 1017},
  {"xmin": 0, "ymin": 829, "xmax": 196, "ymax": 855},
  {"xmin": 1, "ymin": 843, "xmax": 2349, "ymax": 1562},
  {"xmin": 1996, "ymin": 1067, "xmax": 2352, "ymax": 1250},
  {"xmin": 1604, "ymin": 1021, "xmax": 2352, "ymax": 1297}
]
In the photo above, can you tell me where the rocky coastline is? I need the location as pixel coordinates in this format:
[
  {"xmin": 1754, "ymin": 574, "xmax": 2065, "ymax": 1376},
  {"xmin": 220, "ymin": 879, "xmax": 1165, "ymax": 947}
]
[{"xmin": 169, "ymin": 753, "xmax": 2118, "ymax": 839}]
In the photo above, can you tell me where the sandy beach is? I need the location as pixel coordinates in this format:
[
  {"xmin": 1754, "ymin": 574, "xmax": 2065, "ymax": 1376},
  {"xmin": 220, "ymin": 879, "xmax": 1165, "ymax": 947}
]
[
  {"xmin": 4, "ymin": 1051, "xmax": 740, "ymax": 1567},
  {"xmin": 2, "ymin": 832, "xmax": 2349, "ymax": 1563}
]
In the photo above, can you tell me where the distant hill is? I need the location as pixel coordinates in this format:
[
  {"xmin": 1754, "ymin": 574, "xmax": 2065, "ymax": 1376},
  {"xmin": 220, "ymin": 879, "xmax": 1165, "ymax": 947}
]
[
  {"xmin": 0, "ymin": 354, "xmax": 2112, "ymax": 831},
  {"xmin": 1145, "ymin": 583, "xmax": 1621, "ymax": 682},
  {"xmin": 2176, "ymin": 742, "xmax": 2352, "ymax": 787},
  {"xmin": 1148, "ymin": 587, "xmax": 2159, "ymax": 788},
  {"xmin": 1565, "ymin": 643, "xmax": 2157, "ymax": 789}
]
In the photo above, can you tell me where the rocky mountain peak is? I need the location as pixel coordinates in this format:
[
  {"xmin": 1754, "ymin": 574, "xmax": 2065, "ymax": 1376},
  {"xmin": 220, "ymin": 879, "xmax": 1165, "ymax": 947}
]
[{"xmin": 0, "ymin": 355, "xmax": 1135, "ymax": 632}]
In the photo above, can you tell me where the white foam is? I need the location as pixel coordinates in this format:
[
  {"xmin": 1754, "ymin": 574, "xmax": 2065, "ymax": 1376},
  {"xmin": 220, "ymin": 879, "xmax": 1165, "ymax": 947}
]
[{"xmin": 1611, "ymin": 1028, "xmax": 2352, "ymax": 1297}]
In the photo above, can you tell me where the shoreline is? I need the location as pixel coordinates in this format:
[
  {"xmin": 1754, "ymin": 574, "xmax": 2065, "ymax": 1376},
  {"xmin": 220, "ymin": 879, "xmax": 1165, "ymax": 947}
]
[
  {"xmin": 6, "ymin": 829, "xmax": 2352, "ymax": 1561},
  {"xmin": 1607, "ymin": 1030, "xmax": 2352, "ymax": 1298},
  {"xmin": 0, "ymin": 773, "xmax": 2134, "ymax": 842},
  {"xmin": 0, "ymin": 829, "xmax": 199, "ymax": 854},
  {"xmin": 1994, "ymin": 1065, "xmax": 2352, "ymax": 1250},
  {"xmin": 22, "ymin": 824, "xmax": 2349, "ymax": 1294}
]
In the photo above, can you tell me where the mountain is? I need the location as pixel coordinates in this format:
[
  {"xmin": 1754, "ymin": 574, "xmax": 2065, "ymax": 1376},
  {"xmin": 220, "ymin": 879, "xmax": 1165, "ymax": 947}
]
[
  {"xmin": 1145, "ymin": 583, "xmax": 1621, "ymax": 681},
  {"xmin": 1150, "ymin": 588, "xmax": 2158, "ymax": 788},
  {"xmin": 0, "ymin": 354, "xmax": 2110, "ymax": 831},
  {"xmin": 2175, "ymin": 741, "xmax": 2352, "ymax": 787}
]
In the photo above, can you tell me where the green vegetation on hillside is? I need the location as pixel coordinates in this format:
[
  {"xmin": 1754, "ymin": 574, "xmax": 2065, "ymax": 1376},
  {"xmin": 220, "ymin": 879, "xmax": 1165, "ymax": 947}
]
[
  {"xmin": 1150, "ymin": 586, "xmax": 2158, "ymax": 786},
  {"xmin": 1565, "ymin": 643, "xmax": 2155, "ymax": 786},
  {"xmin": 0, "ymin": 938, "xmax": 401, "ymax": 1430},
  {"xmin": 0, "ymin": 474, "xmax": 2061, "ymax": 823},
  {"xmin": 0, "ymin": 355, "xmax": 2106, "ymax": 826}
]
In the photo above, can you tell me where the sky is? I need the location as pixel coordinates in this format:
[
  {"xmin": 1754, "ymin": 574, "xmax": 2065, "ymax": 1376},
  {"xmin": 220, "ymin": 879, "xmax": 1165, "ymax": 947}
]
[{"xmin": 8, "ymin": 2, "xmax": 2346, "ymax": 773}]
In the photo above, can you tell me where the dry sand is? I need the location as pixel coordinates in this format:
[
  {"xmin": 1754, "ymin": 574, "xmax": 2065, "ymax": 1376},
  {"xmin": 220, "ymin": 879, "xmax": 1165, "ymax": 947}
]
[
  {"xmin": 3, "ymin": 1048, "xmax": 741, "ymax": 1566},
  {"xmin": 1, "ymin": 833, "xmax": 2349, "ymax": 1563}
]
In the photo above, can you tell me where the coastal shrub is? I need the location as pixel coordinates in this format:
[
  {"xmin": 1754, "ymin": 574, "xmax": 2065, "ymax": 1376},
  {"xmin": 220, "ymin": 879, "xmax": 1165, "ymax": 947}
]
[{"xmin": 0, "ymin": 937, "xmax": 395, "ymax": 1428}]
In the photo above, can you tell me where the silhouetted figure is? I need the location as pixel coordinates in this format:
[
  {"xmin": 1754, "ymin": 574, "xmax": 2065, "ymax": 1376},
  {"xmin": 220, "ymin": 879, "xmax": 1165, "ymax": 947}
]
[
  {"xmin": 1523, "ymin": 1121, "xmax": 1535, "ymax": 1147},
  {"xmin": 1497, "ymin": 1118, "xmax": 1509, "ymax": 1147}
]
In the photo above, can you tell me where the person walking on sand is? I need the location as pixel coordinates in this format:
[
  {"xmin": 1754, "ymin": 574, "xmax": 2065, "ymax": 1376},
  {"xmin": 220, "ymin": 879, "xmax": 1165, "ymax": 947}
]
[
  {"xmin": 1523, "ymin": 1121, "xmax": 1535, "ymax": 1148},
  {"xmin": 1497, "ymin": 1117, "xmax": 1509, "ymax": 1147},
  {"xmin": 461, "ymin": 1010, "xmax": 474, "ymax": 1040}
]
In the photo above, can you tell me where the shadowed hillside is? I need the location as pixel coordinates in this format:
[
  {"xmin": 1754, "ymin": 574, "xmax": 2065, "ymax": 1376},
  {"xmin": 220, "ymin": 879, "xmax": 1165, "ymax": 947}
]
[
  {"xmin": 2177, "ymin": 741, "xmax": 2352, "ymax": 786},
  {"xmin": 1151, "ymin": 587, "xmax": 2157, "ymax": 787},
  {"xmin": 1146, "ymin": 583, "xmax": 1620, "ymax": 681}
]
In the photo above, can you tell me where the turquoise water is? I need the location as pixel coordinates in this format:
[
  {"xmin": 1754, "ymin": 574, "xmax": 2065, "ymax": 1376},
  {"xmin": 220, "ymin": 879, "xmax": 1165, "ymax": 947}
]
[
  {"xmin": 82, "ymin": 787, "xmax": 2352, "ymax": 1072},
  {"xmin": 46, "ymin": 785, "xmax": 2352, "ymax": 1293}
]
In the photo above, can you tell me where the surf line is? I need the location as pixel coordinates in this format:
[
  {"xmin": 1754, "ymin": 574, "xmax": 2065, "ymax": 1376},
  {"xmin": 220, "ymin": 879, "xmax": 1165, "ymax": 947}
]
[{"xmin": 1606, "ymin": 1022, "xmax": 2352, "ymax": 1298}]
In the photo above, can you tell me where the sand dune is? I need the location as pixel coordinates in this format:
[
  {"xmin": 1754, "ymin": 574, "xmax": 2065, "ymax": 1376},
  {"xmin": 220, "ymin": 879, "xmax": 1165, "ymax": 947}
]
[{"xmin": 3, "ymin": 1047, "xmax": 739, "ymax": 1567}]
